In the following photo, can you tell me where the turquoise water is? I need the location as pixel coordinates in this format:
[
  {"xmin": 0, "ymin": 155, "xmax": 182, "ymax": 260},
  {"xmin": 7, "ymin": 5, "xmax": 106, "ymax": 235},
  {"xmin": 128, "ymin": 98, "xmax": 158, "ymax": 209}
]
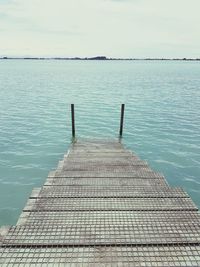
[{"xmin": 0, "ymin": 60, "xmax": 199, "ymax": 226}]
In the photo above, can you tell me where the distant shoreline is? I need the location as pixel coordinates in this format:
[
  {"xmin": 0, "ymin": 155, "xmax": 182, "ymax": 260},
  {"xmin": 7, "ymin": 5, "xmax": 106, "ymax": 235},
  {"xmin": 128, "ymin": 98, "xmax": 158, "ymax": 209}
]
[{"xmin": 0, "ymin": 56, "xmax": 200, "ymax": 61}]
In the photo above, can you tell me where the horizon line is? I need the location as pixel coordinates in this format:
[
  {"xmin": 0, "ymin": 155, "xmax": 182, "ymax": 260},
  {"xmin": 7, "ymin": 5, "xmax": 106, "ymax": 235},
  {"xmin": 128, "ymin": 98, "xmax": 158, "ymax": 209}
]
[{"xmin": 1, "ymin": 56, "xmax": 200, "ymax": 61}]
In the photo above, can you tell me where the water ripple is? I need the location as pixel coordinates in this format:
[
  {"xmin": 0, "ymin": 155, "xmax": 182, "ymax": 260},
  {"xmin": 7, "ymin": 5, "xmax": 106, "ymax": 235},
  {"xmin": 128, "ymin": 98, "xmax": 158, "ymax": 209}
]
[{"xmin": 0, "ymin": 60, "xmax": 199, "ymax": 225}]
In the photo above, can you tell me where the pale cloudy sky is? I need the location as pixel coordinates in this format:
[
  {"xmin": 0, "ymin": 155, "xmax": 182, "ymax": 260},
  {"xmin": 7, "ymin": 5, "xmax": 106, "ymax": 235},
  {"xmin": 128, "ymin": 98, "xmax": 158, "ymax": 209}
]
[{"xmin": 0, "ymin": 0, "xmax": 200, "ymax": 58}]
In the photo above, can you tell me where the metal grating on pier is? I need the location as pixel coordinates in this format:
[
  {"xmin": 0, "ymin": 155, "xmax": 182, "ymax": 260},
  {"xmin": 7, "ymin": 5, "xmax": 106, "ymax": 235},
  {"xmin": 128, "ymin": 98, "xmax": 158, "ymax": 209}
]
[{"xmin": 0, "ymin": 139, "xmax": 200, "ymax": 266}]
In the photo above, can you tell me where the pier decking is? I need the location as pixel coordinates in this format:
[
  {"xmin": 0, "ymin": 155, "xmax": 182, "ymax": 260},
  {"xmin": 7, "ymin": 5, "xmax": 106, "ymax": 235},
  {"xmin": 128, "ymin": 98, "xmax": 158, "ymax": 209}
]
[{"xmin": 1, "ymin": 139, "xmax": 200, "ymax": 266}]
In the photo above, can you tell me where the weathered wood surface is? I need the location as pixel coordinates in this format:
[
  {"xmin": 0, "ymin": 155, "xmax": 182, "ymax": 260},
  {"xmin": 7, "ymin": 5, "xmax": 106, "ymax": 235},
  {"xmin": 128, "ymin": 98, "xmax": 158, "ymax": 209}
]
[
  {"xmin": 23, "ymin": 196, "xmax": 198, "ymax": 212},
  {"xmin": 31, "ymin": 184, "xmax": 188, "ymax": 198},
  {"xmin": 17, "ymin": 211, "xmax": 200, "ymax": 226},
  {"xmin": 0, "ymin": 139, "xmax": 200, "ymax": 266},
  {"xmin": 44, "ymin": 177, "xmax": 168, "ymax": 186},
  {"xmin": 3, "ymin": 223, "xmax": 200, "ymax": 246},
  {"xmin": 53, "ymin": 170, "xmax": 165, "ymax": 178},
  {"xmin": 1, "ymin": 246, "xmax": 200, "ymax": 266}
]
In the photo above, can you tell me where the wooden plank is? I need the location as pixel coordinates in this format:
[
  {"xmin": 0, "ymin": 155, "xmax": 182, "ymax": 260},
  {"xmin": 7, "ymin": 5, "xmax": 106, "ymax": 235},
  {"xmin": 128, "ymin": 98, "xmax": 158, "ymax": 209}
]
[
  {"xmin": 44, "ymin": 177, "xmax": 168, "ymax": 186},
  {"xmin": 70, "ymin": 149, "xmax": 128, "ymax": 153},
  {"xmin": 47, "ymin": 171, "xmax": 56, "ymax": 177},
  {"xmin": 0, "ymin": 227, "xmax": 10, "ymax": 245},
  {"xmin": 67, "ymin": 151, "xmax": 134, "ymax": 159},
  {"xmin": 23, "ymin": 197, "xmax": 197, "ymax": 212},
  {"xmin": 2, "ymin": 223, "xmax": 200, "ymax": 246},
  {"xmin": 54, "ymin": 169, "xmax": 163, "ymax": 178},
  {"xmin": 63, "ymin": 158, "xmax": 144, "ymax": 165},
  {"xmin": 33, "ymin": 185, "xmax": 188, "ymax": 198},
  {"xmin": 72, "ymin": 143, "xmax": 123, "ymax": 149},
  {"xmin": 1, "ymin": 245, "xmax": 200, "ymax": 266},
  {"xmin": 17, "ymin": 211, "xmax": 200, "ymax": 226},
  {"xmin": 61, "ymin": 164, "xmax": 149, "ymax": 172},
  {"xmin": 29, "ymin": 188, "xmax": 41, "ymax": 198}
]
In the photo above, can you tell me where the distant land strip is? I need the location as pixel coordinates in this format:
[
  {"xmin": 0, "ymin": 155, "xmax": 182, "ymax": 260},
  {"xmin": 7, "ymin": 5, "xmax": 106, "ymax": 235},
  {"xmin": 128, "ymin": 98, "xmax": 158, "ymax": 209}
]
[{"xmin": 0, "ymin": 56, "xmax": 200, "ymax": 61}]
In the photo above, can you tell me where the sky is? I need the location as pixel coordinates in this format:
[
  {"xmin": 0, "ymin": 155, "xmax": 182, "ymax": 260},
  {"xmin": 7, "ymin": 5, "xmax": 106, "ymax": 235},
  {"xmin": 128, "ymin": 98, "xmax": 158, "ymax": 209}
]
[{"xmin": 0, "ymin": 0, "xmax": 200, "ymax": 58}]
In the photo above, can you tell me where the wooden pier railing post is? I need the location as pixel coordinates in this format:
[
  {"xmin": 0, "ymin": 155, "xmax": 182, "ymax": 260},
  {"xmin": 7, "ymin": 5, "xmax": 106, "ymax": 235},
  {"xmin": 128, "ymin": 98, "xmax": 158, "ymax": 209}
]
[
  {"xmin": 119, "ymin": 104, "xmax": 125, "ymax": 137},
  {"xmin": 71, "ymin": 104, "xmax": 75, "ymax": 139}
]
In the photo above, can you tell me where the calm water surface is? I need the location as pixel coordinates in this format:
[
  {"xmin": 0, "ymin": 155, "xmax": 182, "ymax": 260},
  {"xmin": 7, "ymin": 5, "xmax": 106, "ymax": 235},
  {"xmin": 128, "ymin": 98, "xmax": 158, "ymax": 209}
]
[{"xmin": 0, "ymin": 60, "xmax": 199, "ymax": 226}]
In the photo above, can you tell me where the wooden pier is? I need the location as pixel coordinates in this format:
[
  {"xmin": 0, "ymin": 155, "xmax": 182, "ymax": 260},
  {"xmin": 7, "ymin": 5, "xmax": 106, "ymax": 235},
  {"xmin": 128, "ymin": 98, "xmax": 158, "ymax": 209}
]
[{"xmin": 0, "ymin": 139, "xmax": 200, "ymax": 266}]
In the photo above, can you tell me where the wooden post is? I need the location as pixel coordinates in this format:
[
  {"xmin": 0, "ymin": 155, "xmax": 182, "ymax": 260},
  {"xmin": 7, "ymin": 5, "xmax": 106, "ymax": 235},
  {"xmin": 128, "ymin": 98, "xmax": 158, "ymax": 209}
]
[
  {"xmin": 119, "ymin": 104, "xmax": 125, "ymax": 137},
  {"xmin": 71, "ymin": 104, "xmax": 75, "ymax": 139}
]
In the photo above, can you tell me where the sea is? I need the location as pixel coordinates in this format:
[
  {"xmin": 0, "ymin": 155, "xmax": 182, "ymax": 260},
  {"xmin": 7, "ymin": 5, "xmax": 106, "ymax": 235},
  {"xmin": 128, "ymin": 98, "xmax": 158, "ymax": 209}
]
[{"xmin": 0, "ymin": 59, "xmax": 199, "ymax": 226}]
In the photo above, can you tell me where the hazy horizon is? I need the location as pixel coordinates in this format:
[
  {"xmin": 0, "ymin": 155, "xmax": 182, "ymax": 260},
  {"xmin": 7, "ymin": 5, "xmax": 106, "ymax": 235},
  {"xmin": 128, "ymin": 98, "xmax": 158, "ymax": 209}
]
[
  {"xmin": 1, "ymin": 56, "xmax": 200, "ymax": 60},
  {"xmin": 0, "ymin": 0, "xmax": 200, "ymax": 58}
]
